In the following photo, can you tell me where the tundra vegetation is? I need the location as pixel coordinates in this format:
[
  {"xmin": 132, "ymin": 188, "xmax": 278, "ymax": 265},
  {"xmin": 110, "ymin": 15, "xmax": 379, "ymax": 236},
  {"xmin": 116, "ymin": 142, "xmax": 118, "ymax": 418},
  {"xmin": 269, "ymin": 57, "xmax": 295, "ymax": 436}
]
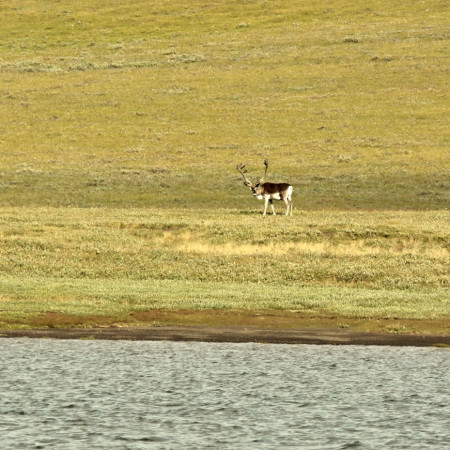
[{"xmin": 0, "ymin": 0, "xmax": 448, "ymax": 333}]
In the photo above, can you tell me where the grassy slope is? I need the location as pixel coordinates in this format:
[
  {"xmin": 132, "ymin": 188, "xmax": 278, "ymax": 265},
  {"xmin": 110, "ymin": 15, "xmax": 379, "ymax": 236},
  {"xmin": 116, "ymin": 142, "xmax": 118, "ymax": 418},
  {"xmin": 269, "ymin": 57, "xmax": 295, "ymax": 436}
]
[
  {"xmin": 0, "ymin": 0, "xmax": 449, "ymax": 332},
  {"xmin": 1, "ymin": 0, "xmax": 449, "ymax": 209}
]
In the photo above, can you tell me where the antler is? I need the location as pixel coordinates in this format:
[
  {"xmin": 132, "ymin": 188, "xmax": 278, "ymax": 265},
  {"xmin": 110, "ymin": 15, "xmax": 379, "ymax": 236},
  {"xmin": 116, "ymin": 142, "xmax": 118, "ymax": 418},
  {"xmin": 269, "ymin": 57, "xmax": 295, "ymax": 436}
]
[
  {"xmin": 258, "ymin": 158, "xmax": 269, "ymax": 184},
  {"xmin": 236, "ymin": 163, "xmax": 253, "ymax": 187}
]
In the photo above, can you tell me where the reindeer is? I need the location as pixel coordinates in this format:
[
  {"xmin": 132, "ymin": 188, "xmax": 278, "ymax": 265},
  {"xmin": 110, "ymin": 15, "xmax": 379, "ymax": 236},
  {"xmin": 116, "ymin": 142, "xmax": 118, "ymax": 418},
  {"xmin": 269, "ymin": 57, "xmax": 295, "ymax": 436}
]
[{"xmin": 236, "ymin": 159, "xmax": 293, "ymax": 216}]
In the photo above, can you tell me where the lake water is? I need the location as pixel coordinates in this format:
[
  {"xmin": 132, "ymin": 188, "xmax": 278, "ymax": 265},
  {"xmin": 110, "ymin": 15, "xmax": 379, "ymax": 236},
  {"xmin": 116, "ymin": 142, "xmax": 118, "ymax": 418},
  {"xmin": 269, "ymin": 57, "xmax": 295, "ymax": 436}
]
[{"xmin": 0, "ymin": 340, "xmax": 449, "ymax": 449}]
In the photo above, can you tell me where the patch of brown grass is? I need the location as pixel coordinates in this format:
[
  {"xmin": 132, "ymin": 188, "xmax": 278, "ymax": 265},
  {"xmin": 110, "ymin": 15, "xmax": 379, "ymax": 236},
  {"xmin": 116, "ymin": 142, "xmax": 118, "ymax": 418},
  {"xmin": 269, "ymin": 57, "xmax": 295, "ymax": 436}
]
[
  {"xmin": 2, "ymin": 307, "xmax": 448, "ymax": 335},
  {"xmin": 130, "ymin": 309, "xmax": 450, "ymax": 335},
  {"xmin": 24, "ymin": 312, "xmax": 120, "ymax": 329}
]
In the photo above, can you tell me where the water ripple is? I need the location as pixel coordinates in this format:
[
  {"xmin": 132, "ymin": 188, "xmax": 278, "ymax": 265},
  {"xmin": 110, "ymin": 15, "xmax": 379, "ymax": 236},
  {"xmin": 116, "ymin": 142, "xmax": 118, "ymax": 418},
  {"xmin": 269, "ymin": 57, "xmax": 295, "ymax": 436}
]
[{"xmin": 0, "ymin": 340, "xmax": 448, "ymax": 448}]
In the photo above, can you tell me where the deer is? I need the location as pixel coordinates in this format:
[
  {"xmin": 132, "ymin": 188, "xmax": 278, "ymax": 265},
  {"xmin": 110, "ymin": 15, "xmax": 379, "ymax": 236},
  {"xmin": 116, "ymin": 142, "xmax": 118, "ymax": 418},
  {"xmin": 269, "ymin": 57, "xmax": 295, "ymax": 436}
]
[{"xmin": 236, "ymin": 159, "xmax": 293, "ymax": 216}]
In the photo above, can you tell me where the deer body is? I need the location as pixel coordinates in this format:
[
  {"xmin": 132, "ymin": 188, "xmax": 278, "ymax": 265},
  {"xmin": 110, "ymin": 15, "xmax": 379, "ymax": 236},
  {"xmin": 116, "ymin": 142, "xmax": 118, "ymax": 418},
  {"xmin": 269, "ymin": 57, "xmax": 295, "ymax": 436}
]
[{"xmin": 237, "ymin": 160, "xmax": 293, "ymax": 216}]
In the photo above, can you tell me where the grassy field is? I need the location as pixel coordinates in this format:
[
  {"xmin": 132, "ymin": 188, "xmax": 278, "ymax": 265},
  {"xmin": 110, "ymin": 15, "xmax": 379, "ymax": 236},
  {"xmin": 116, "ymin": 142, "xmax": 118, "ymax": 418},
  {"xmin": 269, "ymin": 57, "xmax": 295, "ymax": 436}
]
[
  {"xmin": 0, "ymin": 1, "xmax": 449, "ymax": 333},
  {"xmin": 0, "ymin": 208, "xmax": 448, "ymax": 333}
]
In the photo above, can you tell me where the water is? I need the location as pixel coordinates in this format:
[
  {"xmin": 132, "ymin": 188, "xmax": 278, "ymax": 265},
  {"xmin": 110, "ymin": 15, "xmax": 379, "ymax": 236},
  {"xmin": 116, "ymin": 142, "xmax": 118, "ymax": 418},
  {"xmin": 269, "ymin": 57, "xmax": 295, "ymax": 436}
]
[{"xmin": 0, "ymin": 340, "xmax": 449, "ymax": 449}]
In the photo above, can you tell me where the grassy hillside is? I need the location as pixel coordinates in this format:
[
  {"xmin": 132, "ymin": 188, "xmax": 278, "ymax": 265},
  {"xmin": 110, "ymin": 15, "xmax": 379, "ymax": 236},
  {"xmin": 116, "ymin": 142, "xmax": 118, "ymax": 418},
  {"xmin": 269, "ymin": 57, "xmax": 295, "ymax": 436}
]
[
  {"xmin": 0, "ymin": 1, "xmax": 448, "ymax": 332},
  {"xmin": 0, "ymin": 0, "xmax": 448, "ymax": 209}
]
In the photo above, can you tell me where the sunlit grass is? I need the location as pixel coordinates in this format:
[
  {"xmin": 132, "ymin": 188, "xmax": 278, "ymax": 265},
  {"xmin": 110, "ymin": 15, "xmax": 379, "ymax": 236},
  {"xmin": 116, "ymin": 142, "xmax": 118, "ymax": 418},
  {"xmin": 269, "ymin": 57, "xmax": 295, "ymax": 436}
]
[
  {"xmin": 0, "ymin": 277, "xmax": 447, "ymax": 321},
  {"xmin": 0, "ymin": 0, "xmax": 448, "ymax": 209}
]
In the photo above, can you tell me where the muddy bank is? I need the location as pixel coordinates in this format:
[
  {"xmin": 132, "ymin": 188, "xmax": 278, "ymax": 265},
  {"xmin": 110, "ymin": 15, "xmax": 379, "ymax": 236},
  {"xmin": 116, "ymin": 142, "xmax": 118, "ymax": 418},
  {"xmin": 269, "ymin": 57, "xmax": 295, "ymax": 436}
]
[{"xmin": 1, "ymin": 326, "xmax": 449, "ymax": 346}]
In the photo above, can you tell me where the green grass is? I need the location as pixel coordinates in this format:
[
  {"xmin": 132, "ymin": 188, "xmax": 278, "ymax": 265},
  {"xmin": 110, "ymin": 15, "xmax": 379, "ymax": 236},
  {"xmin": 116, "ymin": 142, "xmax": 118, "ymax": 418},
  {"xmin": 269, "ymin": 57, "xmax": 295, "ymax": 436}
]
[
  {"xmin": 0, "ymin": 1, "xmax": 449, "ymax": 332},
  {"xmin": 0, "ymin": 208, "xmax": 448, "ymax": 331},
  {"xmin": 1, "ymin": 0, "xmax": 448, "ymax": 209}
]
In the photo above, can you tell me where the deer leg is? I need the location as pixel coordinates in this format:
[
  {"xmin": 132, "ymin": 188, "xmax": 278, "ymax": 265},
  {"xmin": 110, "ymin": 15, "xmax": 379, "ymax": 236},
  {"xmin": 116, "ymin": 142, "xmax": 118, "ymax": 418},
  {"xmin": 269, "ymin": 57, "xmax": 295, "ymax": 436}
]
[
  {"xmin": 269, "ymin": 199, "xmax": 276, "ymax": 215},
  {"xmin": 284, "ymin": 199, "xmax": 293, "ymax": 216},
  {"xmin": 283, "ymin": 198, "xmax": 290, "ymax": 215},
  {"xmin": 263, "ymin": 197, "xmax": 269, "ymax": 216},
  {"xmin": 285, "ymin": 190, "xmax": 293, "ymax": 216}
]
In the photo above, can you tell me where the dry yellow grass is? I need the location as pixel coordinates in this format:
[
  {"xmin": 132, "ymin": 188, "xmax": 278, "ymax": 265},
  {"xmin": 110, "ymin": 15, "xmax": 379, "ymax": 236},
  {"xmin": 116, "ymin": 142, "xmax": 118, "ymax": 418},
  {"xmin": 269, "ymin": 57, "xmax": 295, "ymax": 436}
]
[{"xmin": 163, "ymin": 231, "xmax": 449, "ymax": 259}]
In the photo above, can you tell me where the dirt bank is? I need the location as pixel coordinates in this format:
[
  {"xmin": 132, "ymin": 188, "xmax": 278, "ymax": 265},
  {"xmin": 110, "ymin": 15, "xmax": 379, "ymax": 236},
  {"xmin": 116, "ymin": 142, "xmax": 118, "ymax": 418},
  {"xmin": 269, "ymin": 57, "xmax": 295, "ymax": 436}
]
[{"xmin": 1, "ymin": 326, "xmax": 449, "ymax": 346}]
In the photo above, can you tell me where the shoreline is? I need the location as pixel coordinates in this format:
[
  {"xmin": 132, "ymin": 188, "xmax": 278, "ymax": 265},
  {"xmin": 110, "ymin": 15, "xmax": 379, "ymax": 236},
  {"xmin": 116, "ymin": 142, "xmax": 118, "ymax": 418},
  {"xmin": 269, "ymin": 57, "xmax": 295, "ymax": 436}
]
[{"xmin": 1, "ymin": 326, "xmax": 449, "ymax": 347}]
